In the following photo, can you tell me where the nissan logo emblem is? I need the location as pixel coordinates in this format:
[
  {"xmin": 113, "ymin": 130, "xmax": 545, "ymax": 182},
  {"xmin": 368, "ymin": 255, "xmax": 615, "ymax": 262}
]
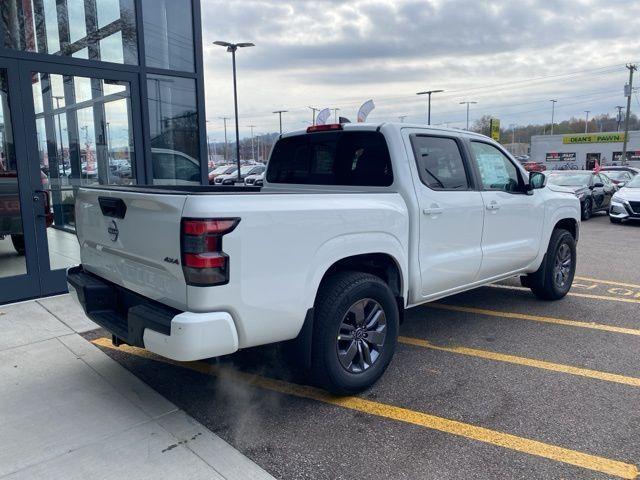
[{"xmin": 107, "ymin": 220, "xmax": 119, "ymax": 242}]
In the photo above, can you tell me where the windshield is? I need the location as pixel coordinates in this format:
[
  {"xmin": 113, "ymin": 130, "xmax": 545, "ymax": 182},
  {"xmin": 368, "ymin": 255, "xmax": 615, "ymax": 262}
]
[
  {"xmin": 547, "ymin": 172, "xmax": 592, "ymax": 187},
  {"xmin": 604, "ymin": 171, "xmax": 628, "ymax": 181},
  {"xmin": 626, "ymin": 175, "xmax": 640, "ymax": 188},
  {"xmin": 210, "ymin": 165, "xmax": 231, "ymax": 174},
  {"xmin": 240, "ymin": 165, "xmax": 257, "ymax": 174}
]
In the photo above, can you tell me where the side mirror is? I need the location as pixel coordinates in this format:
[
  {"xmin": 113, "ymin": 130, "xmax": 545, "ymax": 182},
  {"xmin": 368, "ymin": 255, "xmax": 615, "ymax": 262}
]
[{"xmin": 527, "ymin": 171, "xmax": 546, "ymax": 192}]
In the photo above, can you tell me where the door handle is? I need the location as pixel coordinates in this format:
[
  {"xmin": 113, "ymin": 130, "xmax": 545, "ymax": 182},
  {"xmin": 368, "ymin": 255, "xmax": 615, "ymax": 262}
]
[
  {"xmin": 423, "ymin": 204, "xmax": 443, "ymax": 216},
  {"xmin": 486, "ymin": 200, "xmax": 500, "ymax": 211}
]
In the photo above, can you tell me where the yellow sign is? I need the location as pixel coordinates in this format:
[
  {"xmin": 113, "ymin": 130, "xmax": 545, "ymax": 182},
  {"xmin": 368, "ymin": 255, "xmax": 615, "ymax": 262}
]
[
  {"xmin": 490, "ymin": 118, "xmax": 500, "ymax": 141},
  {"xmin": 562, "ymin": 133, "xmax": 625, "ymax": 144}
]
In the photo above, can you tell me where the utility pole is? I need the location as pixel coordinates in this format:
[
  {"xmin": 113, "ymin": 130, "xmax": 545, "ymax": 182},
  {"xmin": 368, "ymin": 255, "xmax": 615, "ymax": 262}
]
[
  {"xmin": 550, "ymin": 99, "xmax": 557, "ymax": 135},
  {"xmin": 459, "ymin": 101, "xmax": 477, "ymax": 130},
  {"xmin": 584, "ymin": 110, "xmax": 590, "ymax": 134},
  {"xmin": 622, "ymin": 64, "xmax": 637, "ymax": 165},
  {"xmin": 272, "ymin": 110, "xmax": 287, "ymax": 134},
  {"xmin": 615, "ymin": 106, "xmax": 625, "ymax": 132},
  {"xmin": 219, "ymin": 117, "xmax": 230, "ymax": 160},
  {"xmin": 398, "ymin": 115, "xmax": 407, "ymax": 123},
  {"xmin": 510, "ymin": 123, "xmax": 516, "ymax": 144},
  {"xmin": 307, "ymin": 106, "xmax": 319, "ymax": 125},
  {"xmin": 332, "ymin": 108, "xmax": 340, "ymax": 123},
  {"xmin": 247, "ymin": 125, "xmax": 256, "ymax": 161}
]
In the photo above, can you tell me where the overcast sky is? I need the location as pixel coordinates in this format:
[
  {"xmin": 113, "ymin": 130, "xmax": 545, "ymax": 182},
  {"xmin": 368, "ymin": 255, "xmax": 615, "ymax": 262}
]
[{"xmin": 201, "ymin": 0, "xmax": 640, "ymax": 140}]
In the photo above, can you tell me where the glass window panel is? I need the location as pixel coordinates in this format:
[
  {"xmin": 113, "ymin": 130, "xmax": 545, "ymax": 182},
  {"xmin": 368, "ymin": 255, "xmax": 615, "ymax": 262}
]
[
  {"xmin": 0, "ymin": 69, "xmax": 27, "ymax": 278},
  {"xmin": 142, "ymin": 0, "xmax": 194, "ymax": 72},
  {"xmin": 147, "ymin": 74, "xmax": 200, "ymax": 184},
  {"xmin": 2, "ymin": 0, "xmax": 138, "ymax": 65},
  {"xmin": 73, "ymin": 76, "xmax": 92, "ymax": 103}
]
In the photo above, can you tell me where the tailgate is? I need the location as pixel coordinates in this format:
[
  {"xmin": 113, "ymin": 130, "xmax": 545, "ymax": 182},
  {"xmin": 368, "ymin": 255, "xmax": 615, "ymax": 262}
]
[{"xmin": 75, "ymin": 188, "xmax": 188, "ymax": 310}]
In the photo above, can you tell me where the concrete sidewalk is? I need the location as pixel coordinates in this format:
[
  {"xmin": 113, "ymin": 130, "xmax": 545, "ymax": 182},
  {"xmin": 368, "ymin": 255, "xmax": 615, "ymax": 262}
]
[{"xmin": 0, "ymin": 294, "xmax": 275, "ymax": 480}]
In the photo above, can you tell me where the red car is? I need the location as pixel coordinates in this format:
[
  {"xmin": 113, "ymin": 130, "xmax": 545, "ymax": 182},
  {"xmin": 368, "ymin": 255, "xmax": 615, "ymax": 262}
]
[{"xmin": 521, "ymin": 162, "xmax": 546, "ymax": 172}]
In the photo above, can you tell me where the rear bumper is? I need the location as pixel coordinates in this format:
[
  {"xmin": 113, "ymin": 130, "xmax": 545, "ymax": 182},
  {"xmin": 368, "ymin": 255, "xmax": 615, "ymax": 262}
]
[{"xmin": 67, "ymin": 265, "xmax": 238, "ymax": 361}]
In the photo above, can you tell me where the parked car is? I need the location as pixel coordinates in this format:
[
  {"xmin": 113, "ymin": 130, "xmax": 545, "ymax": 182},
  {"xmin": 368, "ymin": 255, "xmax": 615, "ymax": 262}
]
[
  {"xmin": 208, "ymin": 164, "xmax": 236, "ymax": 184},
  {"xmin": 521, "ymin": 162, "xmax": 546, "ymax": 172},
  {"xmin": 602, "ymin": 170, "xmax": 634, "ymax": 188},
  {"xmin": 244, "ymin": 172, "xmax": 265, "ymax": 186},
  {"xmin": 0, "ymin": 170, "xmax": 52, "ymax": 254},
  {"xmin": 68, "ymin": 123, "xmax": 580, "ymax": 394},
  {"xmin": 215, "ymin": 164, "xmax": 265, "ymax": 185},
  {"xmin": 609, "ymin": 173, "xmax": 640, "ymax": 223},
  {"xmin": 546, "ymin": 171, "xmax": 616, "ymax": 220},
  {"xmin": 601, "ymin": 166, "xmax": 640, "ymax": 175}
]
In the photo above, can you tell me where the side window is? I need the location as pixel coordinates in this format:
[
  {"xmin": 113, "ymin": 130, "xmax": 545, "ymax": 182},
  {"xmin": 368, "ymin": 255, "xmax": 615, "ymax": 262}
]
[
  {"xmin": 411, "ymin": 136, "xmax": 470, "ymax": 190},
  {"xmin": 470, "ymin": 142, "xmax": 521, "ymax": 192}
]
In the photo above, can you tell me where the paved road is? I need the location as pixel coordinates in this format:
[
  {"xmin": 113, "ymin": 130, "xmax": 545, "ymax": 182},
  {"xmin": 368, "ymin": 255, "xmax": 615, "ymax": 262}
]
[{"xmin": 86, "ymin": 214, "xmax": 640, "ymax": 479}]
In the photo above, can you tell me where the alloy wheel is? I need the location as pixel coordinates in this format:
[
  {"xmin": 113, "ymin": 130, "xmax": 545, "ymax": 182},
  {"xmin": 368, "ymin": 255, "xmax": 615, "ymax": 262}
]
[{"xmin": 553, "ymin": 242, "xmax": 572, "ymax": 289}]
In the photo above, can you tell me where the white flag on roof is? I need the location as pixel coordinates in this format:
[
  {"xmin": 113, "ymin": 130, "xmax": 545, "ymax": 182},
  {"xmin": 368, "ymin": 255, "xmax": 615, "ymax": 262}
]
[{"xmin": 316, "ymin": 108, "xmax": 331, "ymax": 125}]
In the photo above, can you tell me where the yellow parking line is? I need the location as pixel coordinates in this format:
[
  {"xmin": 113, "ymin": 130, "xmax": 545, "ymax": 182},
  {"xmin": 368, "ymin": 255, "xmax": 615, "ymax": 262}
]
[
  {"xmin": 426, "ymin": 303, "xmax": 640, "ymax": 336},
  {"xmin": 574, "ymin": 276, "xmax": 640, "ymax": 289},
  {"xmin": 488, "ymin": 283, "xmax": 640, "ymax": 304},
  {"xmin": 91, "ymin": 337, "xmax": 638, "ymax": 479},
  {"xmin": 398, "ymin": 336, "xmax": 640, "ymax": 388}
]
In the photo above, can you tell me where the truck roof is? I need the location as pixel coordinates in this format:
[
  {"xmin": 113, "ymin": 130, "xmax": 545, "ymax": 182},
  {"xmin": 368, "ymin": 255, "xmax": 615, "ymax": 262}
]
[{"xmin": 281, "ymin": 122, "xmax": 490, "ymax": 141}]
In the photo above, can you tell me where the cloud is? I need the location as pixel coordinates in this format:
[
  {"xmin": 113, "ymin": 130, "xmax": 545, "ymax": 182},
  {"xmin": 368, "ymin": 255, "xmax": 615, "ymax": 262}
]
[{"xmin": 200, "ymin": 0, "xmax": 640, "ymax": 136}]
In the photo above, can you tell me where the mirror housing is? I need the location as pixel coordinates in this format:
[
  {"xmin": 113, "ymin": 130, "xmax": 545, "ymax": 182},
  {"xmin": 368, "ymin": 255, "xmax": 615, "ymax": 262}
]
[{"xmin": 526, "ymin": 171, "xmax": 546, "ymax": 193}]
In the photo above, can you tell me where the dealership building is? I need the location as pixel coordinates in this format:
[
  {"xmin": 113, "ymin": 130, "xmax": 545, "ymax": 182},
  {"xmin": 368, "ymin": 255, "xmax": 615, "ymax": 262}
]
[
  {"xmin": 530, "ymin": 131, "xmax": 640, "ymax": 170},
  {"xmin": 0, "ymin": 0, "xmax": 207, "ymax": 304}
]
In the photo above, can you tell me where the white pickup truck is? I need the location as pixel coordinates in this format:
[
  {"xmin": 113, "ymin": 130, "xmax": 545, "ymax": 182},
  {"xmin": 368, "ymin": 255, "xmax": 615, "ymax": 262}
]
[{"xmin": 68, "ymin": 123, "xmax": 580, "ymax": 393}]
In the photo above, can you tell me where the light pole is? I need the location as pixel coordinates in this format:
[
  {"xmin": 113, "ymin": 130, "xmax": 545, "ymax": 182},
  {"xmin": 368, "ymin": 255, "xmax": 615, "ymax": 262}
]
[
  {"xmin": 459, "ymin": 101, "xmax": 477, "ymax": 130},
  {"xmin": 218, "ymin": 116, "xmax": 230, "ymax": 160},
  {"xmin": 509, "ymin": 123, "xmax": 516, "ymax": 144},
  {"xmin": 273, "ymin": 110, "xmax": 287, "ymax": 134},
  {"xmin": 417, "ymin": 89, "xmax": 444, "ymax": 125},
  {"xmin": 52, "ymin": 95, "xmax": 66, "ymax": 175},
  {"xmin": 214, "ymin": 40, "xmax": 255, "ymax": 182},
  {"xmin": 398, "ymin": 115, "xmax": 407, "ymax": 123},
  {"xmin": 247, "ymin": 125, "xmax": 256, "ymax": 161},
  {"xmin": 205, "ymin": 120, "xmax": 213, "ymax": 163},
  {"xmin": 584, "ymin": 111, "xmax": 590, "ymax": 134},
  {"xmin": 332, "ymin": 108, "xmax": 340, "ymax": 123},
  {"xmin": 549, "ymin": 99, "xmax": 557, "ymax": 135},
  {"xmin": 307, "ymin": 106, "xmax": 319, "ymax": 125}
]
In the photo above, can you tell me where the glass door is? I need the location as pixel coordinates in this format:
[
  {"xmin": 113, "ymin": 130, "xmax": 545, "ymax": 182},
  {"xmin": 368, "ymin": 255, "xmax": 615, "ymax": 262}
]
[
  {"xmin": 0, "ymin": 59, "xmax": 41, "ymax": 303},
  {"xmin": 19, "ymin": 61, "xmax": 143, "ymax": 296}
]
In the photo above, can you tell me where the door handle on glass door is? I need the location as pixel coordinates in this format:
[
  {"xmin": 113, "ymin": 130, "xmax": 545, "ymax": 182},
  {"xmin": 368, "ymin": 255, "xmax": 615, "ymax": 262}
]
[{"xmin": 486, "ymin": 200, "xmax": 500, "ymax": 211}]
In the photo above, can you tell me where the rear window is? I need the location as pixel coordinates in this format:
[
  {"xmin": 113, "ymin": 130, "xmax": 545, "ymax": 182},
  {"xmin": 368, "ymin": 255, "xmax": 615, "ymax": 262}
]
[{"xmin": 266, "ymin": 131, "xmax": 393, "ymax": 186}]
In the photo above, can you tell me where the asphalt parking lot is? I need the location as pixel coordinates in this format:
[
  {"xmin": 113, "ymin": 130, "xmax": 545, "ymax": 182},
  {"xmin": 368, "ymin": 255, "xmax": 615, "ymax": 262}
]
[{"xmin": 86, "ymin": 213, "xmax": 640, "ymax": 479}]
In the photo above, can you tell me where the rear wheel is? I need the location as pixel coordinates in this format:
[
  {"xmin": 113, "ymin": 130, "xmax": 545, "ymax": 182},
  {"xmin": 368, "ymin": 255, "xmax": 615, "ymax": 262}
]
[
  {"xmin": 311, "ymin": 271, "xmax": 398, "ymax": 395},
  {"xmin": 522, "ymin": 228, "xmax": 576, "ymax": 301},
  {"xmin": 581, "ymin": 199, "xmax": 592, "ymax": 220},
  {"xmin": 11, "ymin": 234, "xmax": 25, "ymax": 255}
]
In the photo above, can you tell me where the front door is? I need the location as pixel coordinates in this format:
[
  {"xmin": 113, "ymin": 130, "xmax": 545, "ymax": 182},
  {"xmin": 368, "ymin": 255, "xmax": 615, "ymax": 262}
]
[
  {"xmin": 586, "ymin": 153, "xmax": 600, "ymax": 170},
  {"xmin": 405, "ymin": 132, "xmax": 484, "ymax": 299},
  {"xmin": 0, "ymin": 58, "xmax": 142, "ymax": 304},
  {"xmin": 468, "ymin": 140, "xmax": 545, "ymax": 280}
]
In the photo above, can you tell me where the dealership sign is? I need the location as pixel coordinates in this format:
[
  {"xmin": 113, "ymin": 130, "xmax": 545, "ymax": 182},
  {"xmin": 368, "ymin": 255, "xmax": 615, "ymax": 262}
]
[
  {"xmin": 546, "ymin": 152, "xmax": 576, "ymax": 162},
  {"xmin": 562, "ymin": 133, "xmax": 625, "ymax": 144}
]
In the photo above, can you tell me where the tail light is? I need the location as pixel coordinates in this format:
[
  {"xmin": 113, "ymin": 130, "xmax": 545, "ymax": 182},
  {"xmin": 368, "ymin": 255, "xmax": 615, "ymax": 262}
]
[
  {"xmin": 306, "ymin": 123, "xmax": 342, "ymax": 133},
  {"xmin": 181, "ymin": 218, "xmax": 240, "ymax": 286}
]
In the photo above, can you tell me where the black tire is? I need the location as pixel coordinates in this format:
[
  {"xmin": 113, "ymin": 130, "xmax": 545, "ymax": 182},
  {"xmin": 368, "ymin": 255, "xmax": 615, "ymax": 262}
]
[
  {"xmin": 11, "ymin": 234, "xmax": 25, "ymax": 255},
  {"xmin": 581, "ymin": 199, "xmax": 592, "ymax": 221},
  {"xmin": 609, "ymin": 216, "xmax": 622, "ymax": 224},
  {"xmin": 311, "ymin": 271, "xmax": 399, "ymax": 395},
  {"xmin": 522, "ymin": 228, "xmax": 576, "ymax": 301}
]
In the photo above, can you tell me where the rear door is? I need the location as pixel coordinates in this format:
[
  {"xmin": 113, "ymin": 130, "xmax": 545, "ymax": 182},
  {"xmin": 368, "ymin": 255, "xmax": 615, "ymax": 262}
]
[
  {"xmin": 406, "ymin": 133, "xmax": 484, "ymax": 297},
  {"xmin": 468, "ymin": 140, "xmax": 544, "ymax": 279},
  {"xmin": 75, "ymin": 188, "xmax": 188, "ymax": 309}
]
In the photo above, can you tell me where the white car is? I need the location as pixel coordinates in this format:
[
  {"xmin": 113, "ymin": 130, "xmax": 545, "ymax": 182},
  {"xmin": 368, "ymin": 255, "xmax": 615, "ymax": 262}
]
[
  {"xmin": 214, "ymin": 164, "xmax": 265, "ymax": 185},
  {"xmin": 68, "ymin": 122, "xmax": 580, "ymax": 394},
  {"xmin": 244, "ymin": 172, "xmax": 264, "ymax": 186},
  {"xmin": 609, "ymin": 173, "xmax": 640, "ymax": 223}
]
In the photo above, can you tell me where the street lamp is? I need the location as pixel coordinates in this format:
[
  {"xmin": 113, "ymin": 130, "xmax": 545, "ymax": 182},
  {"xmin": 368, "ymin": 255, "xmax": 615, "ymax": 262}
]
[
  {"xmin": 214, "ymin": 40, "xmax": 255, "ymax": 182},
  {"xmin": 273, "ymin": 110, "xmax": 287, "ymax": 134},
  {"xmin": 549, "ymin": 99, "xmax": 557, "ymax": 135},
  {"xmin": 459, "ymin": 101, "xmax": 478, "ymax": 130},
  {"xmin": 416, "ymin": 89, "xmax": 444, "ymax": 125},
  {"xmin": 584, "ymin": 110, "xmax": 590, "ymax": 134}
]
